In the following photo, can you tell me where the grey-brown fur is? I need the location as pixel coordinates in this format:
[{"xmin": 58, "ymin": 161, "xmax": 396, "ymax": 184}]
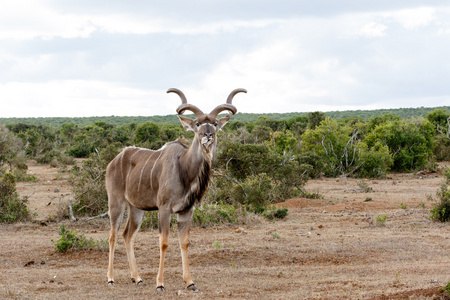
[{"xmin": 106, "ymin": 88, "xmax": 246, "ymax": 292}]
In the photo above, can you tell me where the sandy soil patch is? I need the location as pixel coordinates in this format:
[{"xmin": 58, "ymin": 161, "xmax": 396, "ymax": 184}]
[{"xmin": 0, "ymin": 162, "xmax": 448, "ymax": 299}]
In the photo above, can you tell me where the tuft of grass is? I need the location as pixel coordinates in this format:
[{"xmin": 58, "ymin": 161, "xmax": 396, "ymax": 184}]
[
  {"xmin": 357, "ymin": 181, "xmax": 373, "ymax": 193},
  {"xmin": 439, "ymin": 281, "xmax": 450, "ymax": 296},
  {"xmin": 376, "ymin": 214, "xmax": 387, "ymax": 226},
  {"xmin": 52, "ymin": 225, "xmax": 108, "ymax": 253},
  {"xmin": 400, "ymin": 202, "xmax": 407, "ymax": 209},
  {"xmin": 213, "ymin": 241, "xmax": 221, "ymax": 249}
]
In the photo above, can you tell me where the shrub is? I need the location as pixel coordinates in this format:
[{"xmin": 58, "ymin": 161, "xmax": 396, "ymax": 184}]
[
  {"xmin": 0, "ymin": 172, "xmax": 30, "ymax": 223},
  {"xmin": 134, "ymin": 122, "xmax": 161, "ymax": 145},
  {"xmin": 430, "ymin": 182, "xmax": 450, "ymax": 222},
  {"xmin": 231, "ymin": 173, "xmax": 272, "ymax": 213},
  {"xmin": 37, "ymin": 149, "xmax": 75, "ymax": 167},
  {"xmin": 440, "ymin": 281, "xmax": 450, "ymax": 297},
  {"xmin": 263, "ymin": 206, "xmax": 288, "ymax": 220},
  {"xmin": 52, "ymin": 224, "xmax": 108, "ymax": 253},
  {"xmin": 302, "ymin": 118, "xmax": 392, "ymax": 178},
  {"xmin": 192, "ymin": 203, "xmax": 242, "ymax": 227},
  {"xmin": 70, "ymin": 144, "xmax": 120, "ymax": 216},
  {"xmin": 365, "ymin": 118, "xmax": 434, "ymax": 171},
  {"xmin": 141, "ymin": 211, "xmax": 177, "ymax": 230},
  {"xmin": 215, "ymin": 140, "xmax": 310, "ymax": 206}
]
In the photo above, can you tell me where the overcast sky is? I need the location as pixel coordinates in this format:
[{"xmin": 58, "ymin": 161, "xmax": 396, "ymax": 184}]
[{"xmin": 1, "ymin": 1, "xmax": 449, "ymax": 118}]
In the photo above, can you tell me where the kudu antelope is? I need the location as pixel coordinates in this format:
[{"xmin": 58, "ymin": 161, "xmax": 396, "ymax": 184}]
[{"xmin": 106, "ymin": 88, "xmax": 246, "ymax": 292}]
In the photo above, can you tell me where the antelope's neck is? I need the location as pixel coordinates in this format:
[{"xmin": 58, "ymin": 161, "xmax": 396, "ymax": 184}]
[
  {"xmin": 175, "ymin": 138, "xmax": 214, "ymax": 213},
  {"xmin": 180, "ymin": 138, "xmax": 213, "ymax": 176}
]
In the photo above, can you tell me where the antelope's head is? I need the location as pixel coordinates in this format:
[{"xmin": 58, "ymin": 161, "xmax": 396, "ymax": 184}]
[{"xmin": 167, "ymin": 88, "xmax": 246, "ymax": 151}]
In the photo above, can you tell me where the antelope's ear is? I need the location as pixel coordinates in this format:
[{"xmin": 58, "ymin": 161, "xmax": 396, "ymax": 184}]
[
  {"xmin": 216, "ymin": 115, "xmax": 230, "ymax": 131},
  {"xmin": 178, "ymin": 115, "xmax": 196, "ymax": 132}
]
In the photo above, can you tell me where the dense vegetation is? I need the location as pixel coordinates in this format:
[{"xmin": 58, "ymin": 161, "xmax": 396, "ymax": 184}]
[
  {"xmin": 1, "ymin": 106, "xmax": 449, "ymax": 223},
  {"xmin": 1, "ymin": 106, "xmax": 449, "ymax": 127}
]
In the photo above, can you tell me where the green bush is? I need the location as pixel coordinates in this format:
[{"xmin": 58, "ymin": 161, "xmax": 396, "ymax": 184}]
[
  {"xmin": 37, "ymin": 149, "xmax": 75, "ymax": 167},
  {"xmin": 193, "ymin": 203, "xmax": 242, "ymax": 227},
  {"xmin": 430, "ymin": 182, "xmax": 450, "ymax": 222},
  {"xmin": 134, "ymin": 121, "xmax": 161, "ymax": 145},
  {"xmin": 141, "ymin": 211, "xmax": 177, "ymax": 230},
  {"xmin": 440, "ymin": 281, "xmax": 450, "ymax": 297},
  {"xmin": 231, "ymin": 173, "xmax": 272, "ymax": 213},
  {"xmin": 302, "ymin": 118, "xmax": 392, "ymax": 178},
  {"xmin": 263, "ymin": 206, "xmax": 288, "ymax": 220},
  {"xmin": 429, "ymin": 168, "xmax": 450, "ymax": 222},
  {"xmin": 70, "ymin": 144, "xmax": 120, "ymax": 216},
  {"xmin": 0, "ymin": 173, "xmax": 30, "ymax": 223},
  {"xmin": 52, "ymin": 224, "xmax": 108, "ymax": 253},
  {"xmin": 365, "ymin": 118, "xmax": 434, "ymax": 171}
]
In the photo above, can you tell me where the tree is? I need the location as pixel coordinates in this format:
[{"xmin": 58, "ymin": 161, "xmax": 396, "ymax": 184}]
[
  {"xmin": 302, "ymin": 118, "xmax": 392, "ymax": 177},
  {"xmin": 426, "ymin": 109, "xmax": 450, "ymax": 161},
  {"xmin": 365, "ymin": 118, "xmax": 434, "ymax": 171},
  {"xmin": 307, "ymin": 111, "xmax": 325, "ymax": 130},
  {"xmin": 133, "ymin": 122, "xmax": 161, "ymax": 145}
]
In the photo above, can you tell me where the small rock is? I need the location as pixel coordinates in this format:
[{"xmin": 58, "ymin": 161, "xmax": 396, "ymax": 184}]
[
  {"xmin": 24, "ymin": 260, "xmax": 35, "ymax": 267},
  {"xmin": 54, "ymin": 188, "xmax": 60, "ymax": 193},
  {"xmin": 235, "ymin": 227, "xmax": 245, "ymax": 233},
  {"xmin": 318, "ymin": 225, "xmax": 324, "ymax": 229},
  {"xmin": 265, "ymin": 229, "xmax": 276, "ymax": 235}
]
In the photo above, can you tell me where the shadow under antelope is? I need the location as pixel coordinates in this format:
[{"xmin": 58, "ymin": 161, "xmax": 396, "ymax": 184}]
[{"xmin": 105, "ymin": 88, "xmax": 246, "ymax": 292}]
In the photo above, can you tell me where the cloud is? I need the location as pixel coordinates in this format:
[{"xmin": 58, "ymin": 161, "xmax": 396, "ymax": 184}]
[
  {"xmin": 0, "ymin": 80, "xmax": 174, "ymax": 117},
  {"xmin": 384, "ymin": 7, "xmax": 436, "ymax": 29},
  {"xmin": 359, "ymin": 22, "xmax": 388, "ymax": 37},
  {"xmin": 1, "ymin": 2, "xmax": 450, "ymax": 117}
]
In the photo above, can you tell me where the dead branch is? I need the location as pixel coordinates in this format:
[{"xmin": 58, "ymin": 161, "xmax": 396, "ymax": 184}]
[
  {"xmin": 68, "ymin": 199, "xmax": 77, "ymax": 222},
  {"xmin": 86, "ymin": 212, "xmax": 108, "ymax": 221}
]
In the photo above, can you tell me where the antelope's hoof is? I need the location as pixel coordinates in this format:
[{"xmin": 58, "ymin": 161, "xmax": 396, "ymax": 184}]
[
  {"xmin": 107, "ymin": 281, "xmax": 114, "ymax": 286},
  {"xmin": 187, "ymin": 283, "xmax": 198, "ymax": 292},
  {"xmin": 156, "ymin": 286, "xmax": 165, "ymax": 292},
  {"xmin": 131, "ymin": 278, "xmax": 145, "ymax": 286},
  {"xmin": 137, "ymin": 280, "xmax": 145, "ymax": 286}
]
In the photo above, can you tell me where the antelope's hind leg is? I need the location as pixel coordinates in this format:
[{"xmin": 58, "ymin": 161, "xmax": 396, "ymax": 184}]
[
  {"xmin": 156, "ymin": 208, "xmax": 171, "ymax": 292},
  {"xmin": 107, "ymin": 200, "xmax": 126, "ymax": 286},
  {"xmin": 123, "ymin": 206, "xmax": 145, "ymax": 285}
]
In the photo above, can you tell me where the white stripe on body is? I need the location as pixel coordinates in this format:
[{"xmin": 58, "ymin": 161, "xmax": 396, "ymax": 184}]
[
  {"xmin": 150, "ymin": 150, "xmax": 164, "ymax": 190},
  {"xmin": 137, "ymin": 151, "xmax": 156, "ymax": 193}
]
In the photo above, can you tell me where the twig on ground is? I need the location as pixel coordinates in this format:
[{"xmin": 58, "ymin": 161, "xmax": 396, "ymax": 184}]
[
  {"xmin": 68, "ymin": 199, "xmax": 77, "ymax": 222},
  {"xmin": 86, "ymin": 212, "xmax": 108, "ymax": 221}
]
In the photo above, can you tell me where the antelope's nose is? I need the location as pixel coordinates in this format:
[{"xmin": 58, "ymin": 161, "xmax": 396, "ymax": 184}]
[{"xmin": 204, "ymin": 132, "xmax": 212, "ymax": 139}]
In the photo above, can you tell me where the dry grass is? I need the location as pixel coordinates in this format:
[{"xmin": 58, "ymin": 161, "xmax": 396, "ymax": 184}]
[{"xmin": 0, "ymin": 162, "xmax": 449, "ymax": 299}]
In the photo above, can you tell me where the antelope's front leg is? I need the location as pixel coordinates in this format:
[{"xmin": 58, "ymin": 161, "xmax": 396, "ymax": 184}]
[
  {"xmin": 178, "ymin": 208, "xmax": 198, "ymax": 291},
  {"xmin": 156, "ymin": 209, "xmax": 171, "ymax": 292}
]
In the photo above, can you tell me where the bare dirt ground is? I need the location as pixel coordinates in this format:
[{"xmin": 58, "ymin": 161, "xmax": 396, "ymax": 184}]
[{"xmin": 1, "ymin": 161, "xmax": 449, "ymax": 299}]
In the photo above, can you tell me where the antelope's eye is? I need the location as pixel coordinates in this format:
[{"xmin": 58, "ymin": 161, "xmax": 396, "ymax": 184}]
[
  {"xmin": 196, "ymin": 122, "xmax": 200, "ymax": 127},
  {"xmin": 214, "ymin": 122, "xmax": 218, "ymax": 127}
]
